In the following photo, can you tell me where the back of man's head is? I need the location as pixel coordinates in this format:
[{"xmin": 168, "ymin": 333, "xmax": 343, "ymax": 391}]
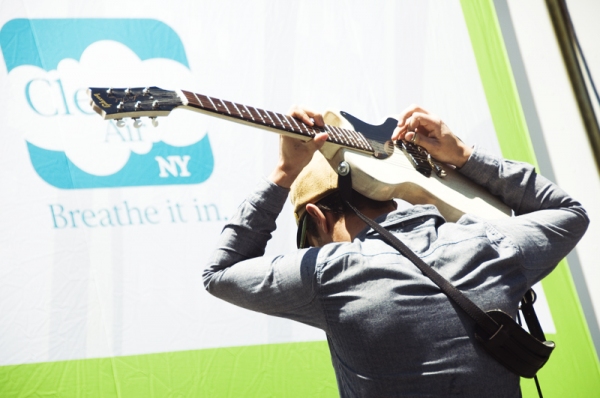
[{"xmin": 290, "ymin": 151, "xmax": 395, "ymax": 248}]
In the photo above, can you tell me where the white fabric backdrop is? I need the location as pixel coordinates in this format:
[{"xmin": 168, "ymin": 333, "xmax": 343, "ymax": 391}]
[{"xmin": 0, "ymin": 0, "xmax": 519, "ymax": 366}]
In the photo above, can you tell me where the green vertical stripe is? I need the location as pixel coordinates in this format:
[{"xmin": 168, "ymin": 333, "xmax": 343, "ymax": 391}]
[
  {"xmin": 460, "ymin": 1, "xmax": 600, "ymax": 397},
  {"xmin": 460, "ymin": 0, "xmax": 536, "ymax": 165}
]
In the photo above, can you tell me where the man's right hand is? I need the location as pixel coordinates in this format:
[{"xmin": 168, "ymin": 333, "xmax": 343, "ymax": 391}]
[
  {"xmin": 268, "ymin": 106, "xmax": 329, "ymax": 188},
  {"xmin": 391, "ymin": 105, "xmax": 473, "ymax": 168}
]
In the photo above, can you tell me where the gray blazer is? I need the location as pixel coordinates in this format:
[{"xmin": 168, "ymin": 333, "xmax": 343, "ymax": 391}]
[{"xmin": 204, "ymin": 147, "xmax": 588, "ymax": 398}]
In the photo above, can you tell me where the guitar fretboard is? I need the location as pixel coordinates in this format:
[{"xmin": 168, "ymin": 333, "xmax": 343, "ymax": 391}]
[{"xmin": 181, "ymin": 90, "xmax": 374, "ymax": 153}]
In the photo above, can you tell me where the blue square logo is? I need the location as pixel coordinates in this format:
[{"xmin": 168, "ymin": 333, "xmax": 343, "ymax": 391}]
[{"xmin": 0, "ymin": 19, "xmax": 214, "ymax": 189}]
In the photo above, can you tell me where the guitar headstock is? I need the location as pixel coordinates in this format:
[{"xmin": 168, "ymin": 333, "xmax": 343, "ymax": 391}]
[{"xmin": 88, "ymin": 87, "xmax": 182, "ymax": 126}]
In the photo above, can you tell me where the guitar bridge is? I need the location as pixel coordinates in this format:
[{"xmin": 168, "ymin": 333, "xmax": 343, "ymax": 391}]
[{"xmin": 398, "ymin": 141, "xmax": 446, "ymax": 178}]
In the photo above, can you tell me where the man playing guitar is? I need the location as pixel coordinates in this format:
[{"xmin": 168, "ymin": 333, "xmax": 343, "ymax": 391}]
[{"xmin": 205, "ymin": 103, "xmax": 589, "ymax": 397}]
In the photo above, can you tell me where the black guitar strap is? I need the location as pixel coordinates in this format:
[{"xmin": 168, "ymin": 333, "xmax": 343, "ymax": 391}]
[
  {"xmin": 337, "ymin": 170, "xmax": 548, "ymax": 397},
  {"xmin": 519, "ymin": 290, "xmax": 547, "ymax": 397}
]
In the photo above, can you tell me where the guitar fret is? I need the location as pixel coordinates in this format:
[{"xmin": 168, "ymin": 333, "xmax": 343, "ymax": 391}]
[
  {"xmin": 232, "ymin": 103, "xmax": 243, "ymax": 119},
  {"xmin": 305, "ymin": 127, "xmax": 314, "ymax": 137},
  {"xmin": 357, "ymin": 131, "xmax": 373, "ymax": 151},
  {"xmin": 357, "ymin": 133, "xmax": 373, "ymax": 151},
  {"xmin": 333, "ymin": 133, "xmax": 345, "ymax": 145},
  {"xmin": 349, "ymin": 129, "xmax": 363, "ymax": 148},
  {"xmin": 182, "ymin": 90, "xmax": 199, "ymax": 106},
  {"xmin": 325, "ymin": 126, "xmax": 342, "ymax": 145},
  {"xmin": 260, "ymin": 109, "xmax": 278, "ymax": 128},
  {"xmin": 242, "ymin": 104, "xmax": 255, "ymax": 121},
  {"xmin": 191, "ymin": 92, "xmax": 203, "ymax": 107},
  {"xmin": 218, "ymin": 99, "xmax": 231, "ymax": 115},
  {"xmin": 337, "ymin": 131, "xmax": 350, "ymax": 146},
  {"xmin": 278, "ymin": 114, "xmax": 290, "ymax": 129},
  {"xmin": 330, "ymin": 126, "xmax": 343, "ymax": 142},
  {"xmin": 231, "ymin": 102, "xmax": 242, "ymax": 115},
  {"xmin": 336, "ymin": 126, "xmax": 351, "ymax": 146},
  {"xmin": 299, "ymin": 120, "xmax": 315, "ymax": 137},
  {"xmin": 247, "ymin": 106, "xmax": 265, "ymax": 124},
  {"xmin": 281, "ymin": 115, "xmax": 301, "ymax": 134},
  {"xmin": 222, "ymin": 100, "xmax": 242, "ymax": 118},
  {"xmin": 350, "ymin": 129, "xmax": 362, "ymax": 147},
  {"xmin": 287, "ymin": 115, "xmax": 305, "ymax": 135},
  {"xmin": 350, "ymin": 132, "xmax": 361, "ymax": 149},
  {"xmin": 298, "ymin": 118, "xmax": 314, "ymax": 137},
  {"xmin": 271, "ymin": 112, "xmax": 285, "ymax": 130},
  {"xmin": 346, "ymin": 131, "xmax": 358, "ymax": 147},
  {"xmin": 343, "ymin": 130, "xmax": 357, "ymax": 148},
  {"xmin": 306, "ymin": 125, "xmax": 318, "ymax": 138},
  {"xmin": 207, "ymin": 96, "xmax": 221, "ymax": 113},
  {"xmin": 184, "ymin": 91, "xmax": 372, "ymax": 153},
  {"xmin": 362, "ymin": 136, "xmax": 373, "ymax": 151},
  {"xmin": 344, "ymin": 128, "xmax": 360, "ymax": 148},
  {"xmin": 195, "ymin": 93, "xmax": 215, "ymax": 111},
  {"xmin": 266, "ymin": 111, "xmax": 287, "ymax": 130},
  {"xmin": 271, "ymin": 112, "xmax": 288, "ymax": 131}
]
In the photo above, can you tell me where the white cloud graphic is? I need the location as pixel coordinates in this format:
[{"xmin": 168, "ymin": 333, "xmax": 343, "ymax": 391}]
[{"xmin": 3, "ymin": 40, "xmax": 206, "ymax": 176}]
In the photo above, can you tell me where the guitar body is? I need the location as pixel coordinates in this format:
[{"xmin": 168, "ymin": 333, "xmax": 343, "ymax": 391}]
[
  {"xmin": 87, "ymin": 86, "xmax": 511, "ymax": 222},
  {"xmin": 321, "ymin": 111, "xmax": 511, "ymax": 222}
]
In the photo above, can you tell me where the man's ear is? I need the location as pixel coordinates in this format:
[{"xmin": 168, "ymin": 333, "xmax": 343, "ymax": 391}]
[{"xmin": 305, "ymin": 204, "xmax": 330, "ymax": 234}]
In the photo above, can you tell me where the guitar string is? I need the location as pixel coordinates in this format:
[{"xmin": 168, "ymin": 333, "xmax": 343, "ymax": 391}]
[
  {"xmin": 184, "ymin": 100, "xmax": 436, "ymax": 173},
  {"xmin": 111, "ymin": 95, "xmax": 432, "ymax": 173}
]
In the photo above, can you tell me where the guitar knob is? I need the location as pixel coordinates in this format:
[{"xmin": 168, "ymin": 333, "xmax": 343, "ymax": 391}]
[
  {"xmin": 435, "ymin": 166, "xmax": 447, "ymax": 178},
  {"xmin": 151, "ymin": 117, "xmax": 159, "ymax": 127},
  {"xmin": 133, "ymin": 118, "xmax": 142, "ymax": 128},
  {"xmin": 116, "ymin": 119, "xmax": 125, "ymax": 128},
  {"xmin": 427, "ymin": 154, "xmax": 447, "ymax": 178}
]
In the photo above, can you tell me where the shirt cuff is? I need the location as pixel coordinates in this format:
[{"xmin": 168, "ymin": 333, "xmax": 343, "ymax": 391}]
[{"xmin": 457, "ymin": 146, "xmax": 501, "ymax": 186}]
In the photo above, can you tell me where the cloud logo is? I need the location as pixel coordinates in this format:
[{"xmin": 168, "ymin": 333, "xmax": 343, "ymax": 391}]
[{"xmin": 0, "ymin": 19, "xmax": 214, "ymax": 189}]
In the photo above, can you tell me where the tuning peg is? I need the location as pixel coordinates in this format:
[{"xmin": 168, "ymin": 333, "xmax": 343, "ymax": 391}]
[
  {"xmin": 152, "ymin": 100, "xmax": 159, "ymax": 109},
  {"xmin": 106, "ymin": 87, "xmax": 113, "ymax": 94},
  {"xmin": 134, "ymin": 101, "xmax": 142, "ymax": 110},
  {"xmin": 125, "ymin": 88, "xmax": 132, "ymax": 96},
  {"xmin": 151, "ymin": 117, "xmax": 159, "ymax": 127},
  {"xmin": 133, "ymin": 118, "xmax": 143, "ymax": 128},
  {"xmin": 143, "ymin": 87, "xmax": 150, "ymax": 95},
  {"xmin": 116, "ymin": 119, "xmax": 125, "ymax": 127},
  {"xmin": 117, "ymin": 102, "xmax": 124, "ymax": 111}
]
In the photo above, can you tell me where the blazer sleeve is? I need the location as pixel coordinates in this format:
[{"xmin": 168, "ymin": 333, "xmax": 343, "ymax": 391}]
[
  {"xmin": 203, "ymin": 178, "xmax": 326, "ymax": 330},
  {"xmin": 459, "ymin": 147, "xmax": 589, "ymax": 284}
]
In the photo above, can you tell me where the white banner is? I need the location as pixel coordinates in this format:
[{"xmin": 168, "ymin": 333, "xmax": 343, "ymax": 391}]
[{"xmin": 0, "ymin": 0, "xmax": 520, "ymax": 366}]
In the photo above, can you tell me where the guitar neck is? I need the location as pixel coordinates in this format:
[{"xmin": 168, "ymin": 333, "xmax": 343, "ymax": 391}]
[
  {"xmin": 179, "ymin": 90, "xmax": 374, "ymax": 154},
  {"xmin": 87, "ymin": 86, "xmax": 512, "ymax": 221}
]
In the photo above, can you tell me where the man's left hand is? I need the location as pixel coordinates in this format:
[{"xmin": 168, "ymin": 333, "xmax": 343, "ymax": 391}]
[{"xmin": 268, "ymin": 106, "xmax": 329, "ymax": 188}]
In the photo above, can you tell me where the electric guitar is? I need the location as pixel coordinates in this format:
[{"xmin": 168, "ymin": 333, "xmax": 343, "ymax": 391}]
[{"xmin": 88, "ymin": 87, "xmax": 511, "ymax": 221}]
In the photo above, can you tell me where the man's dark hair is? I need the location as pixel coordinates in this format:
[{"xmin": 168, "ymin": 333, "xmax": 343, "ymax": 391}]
[{"xmin": 305, "ymin": 190, "xmax": 394, "ymax": 242}]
